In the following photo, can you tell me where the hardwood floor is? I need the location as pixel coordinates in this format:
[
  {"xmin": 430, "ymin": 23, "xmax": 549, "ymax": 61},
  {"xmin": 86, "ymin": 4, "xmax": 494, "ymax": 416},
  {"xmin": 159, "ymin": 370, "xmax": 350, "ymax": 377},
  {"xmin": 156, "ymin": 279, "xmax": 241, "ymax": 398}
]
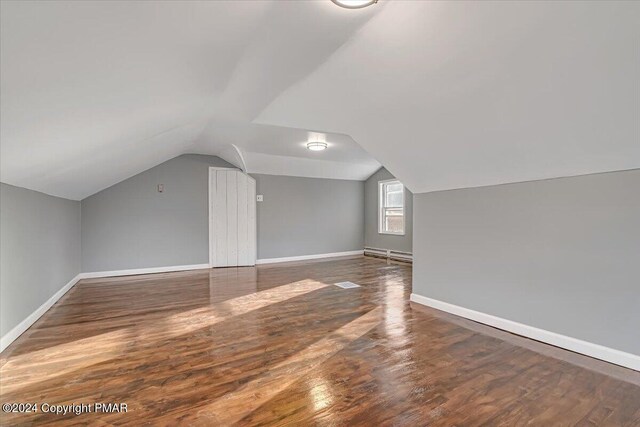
[{"xmin": 1, "ymin": 256, "xmax": 639, "ymax": 426}]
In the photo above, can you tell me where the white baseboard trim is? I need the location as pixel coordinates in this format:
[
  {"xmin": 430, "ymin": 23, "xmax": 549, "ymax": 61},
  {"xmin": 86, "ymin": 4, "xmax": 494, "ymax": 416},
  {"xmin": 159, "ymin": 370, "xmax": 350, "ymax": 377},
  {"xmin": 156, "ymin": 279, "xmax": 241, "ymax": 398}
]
[
  {"xmin": 0, "ymin": 264, "xmax": 211, "ymax": 353},
  {"xmin": 1, "ymin": 274, "xmax": 82, "ymax": 353},
  {"xmin": 410, "ymin": 293, "xmax": 640, "ymax": 372},
  {"xmin": 78, "ymin": 263, "xmax": 211, "ymax": 280},
  {"xmin": 256, "ymin": 250, "xmax": 364, "ymax": 265}
]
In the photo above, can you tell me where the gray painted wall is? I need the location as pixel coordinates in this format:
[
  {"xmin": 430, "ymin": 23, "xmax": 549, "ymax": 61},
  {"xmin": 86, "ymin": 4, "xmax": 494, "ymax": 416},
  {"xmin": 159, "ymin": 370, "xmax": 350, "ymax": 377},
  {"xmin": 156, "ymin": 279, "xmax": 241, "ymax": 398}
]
[
  {"xmin": 0, "ymin": 183, "xmax": 81, "ymax": 337},
  {"xmin": 81, "ymin": 154, "xmax": 236, "ymax": 272},
  {"xmin": 413, "ymin": 169, "xmax": 640, "ymax": 355},
  {"xmin": 364, "ymin": 167, "xmax": 413, "ymax": 253},
  {"xmin": 254, "ymin": 174, "xmax": 364, "ymax": 259},
  {"xmin": 82, "ymin": 155, "xmax": 365, "ymax": 270}
]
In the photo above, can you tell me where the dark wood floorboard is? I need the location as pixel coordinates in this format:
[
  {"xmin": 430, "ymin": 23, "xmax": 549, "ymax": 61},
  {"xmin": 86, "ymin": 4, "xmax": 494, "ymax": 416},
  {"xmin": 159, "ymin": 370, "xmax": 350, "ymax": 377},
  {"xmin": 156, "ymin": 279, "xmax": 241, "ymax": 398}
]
[{"xmin": 1, "ymin": 256, "xmax": 638, "ymax": 426}]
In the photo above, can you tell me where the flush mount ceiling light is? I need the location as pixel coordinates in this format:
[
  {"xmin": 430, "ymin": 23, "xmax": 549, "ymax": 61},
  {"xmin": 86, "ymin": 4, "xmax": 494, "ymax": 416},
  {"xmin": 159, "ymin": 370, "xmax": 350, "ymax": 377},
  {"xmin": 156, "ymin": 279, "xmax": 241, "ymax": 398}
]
[
  {"xmin": 307, "ymin": 141, "xmax": 328, "ymax": 151},
  {"xmin": 331, "ymin": 0, "xmax": 378, "ymax": 9}
]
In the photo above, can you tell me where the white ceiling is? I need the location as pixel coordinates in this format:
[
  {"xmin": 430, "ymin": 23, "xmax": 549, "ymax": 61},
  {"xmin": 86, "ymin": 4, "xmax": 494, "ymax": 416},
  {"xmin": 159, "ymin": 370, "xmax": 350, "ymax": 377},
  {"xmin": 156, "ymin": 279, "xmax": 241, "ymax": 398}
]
[
  {"xmin": 258, "ymin": 1, "xmax": 640, "ymax": 193},
  {"xmin": 0, "ymin": 0, "xmax": 379, "ymax": 199},
  {"xmin": 2, "ymin": 1, "xmax": 638, "ymax": 199},
  {"xmin": 193, "ymin": 122, "xmax": 380, "ymax": 180}
]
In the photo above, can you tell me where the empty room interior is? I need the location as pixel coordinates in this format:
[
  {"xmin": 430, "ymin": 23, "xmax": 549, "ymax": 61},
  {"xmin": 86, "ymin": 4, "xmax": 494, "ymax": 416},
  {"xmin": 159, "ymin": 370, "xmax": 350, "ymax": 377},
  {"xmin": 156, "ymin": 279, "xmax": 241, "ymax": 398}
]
[{"xmin": 1, "ymin": 0, "xmax": 639, "ymax": 425}]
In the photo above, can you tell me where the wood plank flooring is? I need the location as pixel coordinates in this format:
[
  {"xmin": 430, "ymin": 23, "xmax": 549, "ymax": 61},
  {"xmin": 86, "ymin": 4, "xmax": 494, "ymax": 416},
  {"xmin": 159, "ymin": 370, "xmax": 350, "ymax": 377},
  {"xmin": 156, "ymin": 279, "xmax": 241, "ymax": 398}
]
[{"xmin": 1, "ymin": 256, "xmax": 639, "ymax": 426}]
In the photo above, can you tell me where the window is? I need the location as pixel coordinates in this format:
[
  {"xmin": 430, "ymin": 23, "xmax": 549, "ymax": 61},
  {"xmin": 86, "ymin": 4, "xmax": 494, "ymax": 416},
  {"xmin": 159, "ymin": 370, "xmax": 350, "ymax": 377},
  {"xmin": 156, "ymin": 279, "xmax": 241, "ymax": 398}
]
[{"xmin": 379, "ymin": 179, "xmax": 404, "ymax": 235}]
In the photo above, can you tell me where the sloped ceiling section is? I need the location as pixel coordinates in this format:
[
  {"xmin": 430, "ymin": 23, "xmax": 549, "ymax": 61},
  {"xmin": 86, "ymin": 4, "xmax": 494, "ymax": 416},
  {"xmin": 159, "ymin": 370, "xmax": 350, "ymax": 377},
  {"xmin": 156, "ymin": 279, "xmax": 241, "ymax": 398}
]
[
  {"xmin": 2, "ymin": 1, "xmax": 638, "ymax": 200},
  {"xmin": 0, "ymin": 0, "xmax": 379, "ymax": 200},
  {"xmin": 193, "ymin": 122, "xmax": 380, "ymax": 181},
  {"xmin": 257, "ymin": 1, "xmax": 640, "ymax": 194}
]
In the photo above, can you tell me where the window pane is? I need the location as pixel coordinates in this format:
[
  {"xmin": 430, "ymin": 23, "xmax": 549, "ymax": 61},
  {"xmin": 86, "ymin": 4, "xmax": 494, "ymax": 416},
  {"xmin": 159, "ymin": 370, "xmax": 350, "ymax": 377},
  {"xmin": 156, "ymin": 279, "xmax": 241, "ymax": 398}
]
[
  {"xmin": 386, "ymin": 190, "xmax": 403, "ymax": 208},
  {"xmin": 386, "ymin": 183, "xmax": 403, "ymax": 193},
  {"xmin": 383, "ymin": 182, "xmax": 404, "ymax": 208},
  {"xmin": 383, "ymin": 207, "xmax": 404, "ymax": 233},
  {"xmin": 385, "ymin": 215, "xmax": 404, "ymax": 233}
]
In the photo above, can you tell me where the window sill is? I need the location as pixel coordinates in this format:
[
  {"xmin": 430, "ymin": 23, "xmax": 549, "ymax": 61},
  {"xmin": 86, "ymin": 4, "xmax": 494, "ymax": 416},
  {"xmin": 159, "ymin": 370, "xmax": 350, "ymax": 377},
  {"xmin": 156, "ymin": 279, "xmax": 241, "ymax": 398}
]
[{"xmin": 378, "ymin": 231, "xmax": 405, "ymax": 236}]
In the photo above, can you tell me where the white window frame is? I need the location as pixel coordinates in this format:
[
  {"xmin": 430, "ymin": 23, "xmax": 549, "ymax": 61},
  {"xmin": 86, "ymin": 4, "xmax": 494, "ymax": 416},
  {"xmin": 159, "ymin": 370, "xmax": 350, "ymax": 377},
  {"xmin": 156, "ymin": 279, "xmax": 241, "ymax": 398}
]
[{"xmin": 378, "ymin": 179, "xmax": 405, "ymax": 235}]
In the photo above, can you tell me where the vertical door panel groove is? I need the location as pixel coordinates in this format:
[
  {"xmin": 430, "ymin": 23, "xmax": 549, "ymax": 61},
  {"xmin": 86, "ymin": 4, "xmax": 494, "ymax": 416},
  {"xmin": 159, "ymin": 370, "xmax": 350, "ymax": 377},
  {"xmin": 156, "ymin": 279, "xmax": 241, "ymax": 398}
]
[
  {"xmin": 227, "ymin": 172, "xmax": 238, "ymax": 266},
  {"xmin": 237, "ymin": 174, "xmax": 249, "ymax": 266},
  {"xmin": 215, "ymin": 171, "xmax": 228, "ymax": 267}
]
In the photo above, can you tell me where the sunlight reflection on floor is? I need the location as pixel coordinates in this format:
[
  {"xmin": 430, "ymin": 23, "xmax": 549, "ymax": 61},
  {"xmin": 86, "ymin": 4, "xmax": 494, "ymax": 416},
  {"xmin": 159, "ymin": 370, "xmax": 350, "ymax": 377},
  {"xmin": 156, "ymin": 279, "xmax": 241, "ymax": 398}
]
[
  {"xmin": 0, "ymin": 279, "xmax": 329, "ymax": 394},
  {"xmin": 192, "ymin": 307, "xmax": 383, "ymax": 425}
]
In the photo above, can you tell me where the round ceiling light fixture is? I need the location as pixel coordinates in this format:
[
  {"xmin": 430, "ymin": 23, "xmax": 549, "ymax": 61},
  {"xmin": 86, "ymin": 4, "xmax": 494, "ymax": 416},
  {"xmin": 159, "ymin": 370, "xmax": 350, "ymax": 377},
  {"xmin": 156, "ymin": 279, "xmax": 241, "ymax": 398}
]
[
  {"xmin": 307, "ymin": 141, "xmax": 328, "ymax": 151},
  {"xmin": 330, "ymin": 0, "xmax": 378, "ymax": 9}
]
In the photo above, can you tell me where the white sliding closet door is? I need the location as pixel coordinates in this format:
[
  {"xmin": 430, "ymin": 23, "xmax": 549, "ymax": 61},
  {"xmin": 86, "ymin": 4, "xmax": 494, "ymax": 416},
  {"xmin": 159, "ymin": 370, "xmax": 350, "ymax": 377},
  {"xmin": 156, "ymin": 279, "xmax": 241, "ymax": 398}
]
[{"xmin": 209, "ymin": 169, "xmax": 257, "ymax": 267}]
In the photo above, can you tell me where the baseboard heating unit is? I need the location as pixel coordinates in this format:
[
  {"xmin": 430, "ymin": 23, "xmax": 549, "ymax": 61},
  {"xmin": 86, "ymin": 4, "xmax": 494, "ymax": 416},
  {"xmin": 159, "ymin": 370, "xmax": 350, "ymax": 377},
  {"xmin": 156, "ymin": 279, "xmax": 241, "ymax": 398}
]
[{"xmin": 364, "ymin": 247, "xmax": 413, "ymax": 263}]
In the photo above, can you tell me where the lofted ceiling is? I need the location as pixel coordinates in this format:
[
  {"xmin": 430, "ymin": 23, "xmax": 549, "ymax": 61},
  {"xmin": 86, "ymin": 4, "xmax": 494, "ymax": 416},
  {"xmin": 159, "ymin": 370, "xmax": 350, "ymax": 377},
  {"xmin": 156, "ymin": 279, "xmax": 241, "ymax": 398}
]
[
  {"xmin": 258, "ymin": 0, "xmax": 640, "ymax": 193},
  {"xmin": 2, "ymin": 1, "xmax": 638, "ymax": 200},
  {"xmin": 0, "ymin": 0, "xmax": 379, "ymax": 199}
]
